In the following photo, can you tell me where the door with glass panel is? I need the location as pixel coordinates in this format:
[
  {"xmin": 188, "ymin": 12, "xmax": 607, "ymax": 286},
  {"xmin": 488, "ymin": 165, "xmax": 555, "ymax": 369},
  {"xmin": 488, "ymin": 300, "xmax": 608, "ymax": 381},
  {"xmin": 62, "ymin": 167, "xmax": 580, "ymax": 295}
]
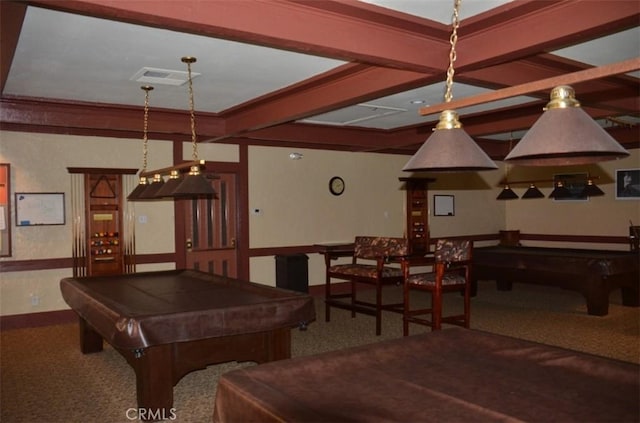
[{"xmin": 184, "ymin": 172, "xmax": 237, "ymax": 277}]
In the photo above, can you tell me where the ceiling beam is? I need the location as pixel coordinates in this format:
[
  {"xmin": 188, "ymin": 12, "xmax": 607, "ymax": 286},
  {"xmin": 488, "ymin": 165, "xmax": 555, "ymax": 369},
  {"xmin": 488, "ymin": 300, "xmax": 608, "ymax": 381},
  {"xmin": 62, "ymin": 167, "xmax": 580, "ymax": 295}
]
[
  {"xmin": 0, "ymin": 1, "xmax": 27, "ymax": 94},
  {"xmin": 215, "ymin": 64, "xmax": 433, "ymax": 141},
  {"xmin": 24, "ymin": 0, "xmax": 450, "ymax": 73},
  {"xmin": 0, "ymin": 96, "xmax": 225, "ymax": 137},
  {"xmin": 456, "ymin": 0, "xmax": 640, "ymax": 70}
]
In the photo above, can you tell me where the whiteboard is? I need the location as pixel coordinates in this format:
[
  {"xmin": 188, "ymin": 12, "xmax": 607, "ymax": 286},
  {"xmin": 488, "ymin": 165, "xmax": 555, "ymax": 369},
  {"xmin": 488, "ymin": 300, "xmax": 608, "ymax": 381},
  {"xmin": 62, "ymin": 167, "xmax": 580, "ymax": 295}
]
[{"xmin": 15, "ymin": 193, "xmax": 65, "ymax": 226}]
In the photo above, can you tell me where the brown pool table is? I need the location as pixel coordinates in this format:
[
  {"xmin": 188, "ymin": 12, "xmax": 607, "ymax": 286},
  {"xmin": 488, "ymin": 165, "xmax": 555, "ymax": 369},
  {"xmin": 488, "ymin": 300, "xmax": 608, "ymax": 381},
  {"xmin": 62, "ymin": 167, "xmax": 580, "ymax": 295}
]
[
  {"xmin": 60, "ymin": 269, "xmax": 315, "ymax": 414},
  {"xmin": 473, "ymin": 246, "xmax": 639, "ymax": 315}
]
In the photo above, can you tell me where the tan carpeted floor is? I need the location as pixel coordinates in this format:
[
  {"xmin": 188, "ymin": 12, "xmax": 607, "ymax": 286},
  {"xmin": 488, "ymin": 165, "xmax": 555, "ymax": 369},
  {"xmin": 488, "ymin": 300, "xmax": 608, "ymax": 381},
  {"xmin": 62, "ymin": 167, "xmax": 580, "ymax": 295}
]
[{"xmin": 1, "ymin": 282, "xmax": 638, "ymax": 422}]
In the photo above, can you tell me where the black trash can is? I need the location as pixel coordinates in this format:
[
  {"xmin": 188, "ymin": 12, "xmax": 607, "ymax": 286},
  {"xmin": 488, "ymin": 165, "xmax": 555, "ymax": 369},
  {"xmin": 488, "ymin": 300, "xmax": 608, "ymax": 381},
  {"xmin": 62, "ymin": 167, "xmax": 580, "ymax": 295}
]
[{"xmin": 275, "ymin": 254, "xmax": 309, "ymax": 293}]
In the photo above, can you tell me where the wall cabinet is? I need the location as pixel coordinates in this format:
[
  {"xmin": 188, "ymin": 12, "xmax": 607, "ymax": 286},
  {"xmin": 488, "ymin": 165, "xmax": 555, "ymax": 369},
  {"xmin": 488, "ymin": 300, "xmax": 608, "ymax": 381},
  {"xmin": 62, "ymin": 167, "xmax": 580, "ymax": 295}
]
[
  {"xmin": 86, "ymin": 174, "xmax": 123, "ymax": 275},
  {"xmin": 400, "ymin": 177, "xmax": 435, "ymax": 254},
  {"xmin": 68, "ymin": 168, "xmax": 137, "ymax": 277}
]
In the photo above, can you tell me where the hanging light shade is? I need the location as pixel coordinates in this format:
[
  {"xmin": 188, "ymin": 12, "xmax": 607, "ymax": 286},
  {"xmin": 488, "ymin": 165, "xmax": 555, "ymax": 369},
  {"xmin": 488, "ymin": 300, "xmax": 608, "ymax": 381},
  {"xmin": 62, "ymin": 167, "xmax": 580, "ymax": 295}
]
[
  {"xmin": 154, "ymin": 170, "xmax": 182, "ymax": 198},
  {"xmin": 128, "ymin": 85, "xmax": 154, "ymax": 201},
  {"xmin": 171, "ymin": 165, "xmax": 217, "ymax": 198},
  {"xmin": 403, "ymin": 110, "xmax": 498, "ymax": 171},
  {"xmin": 549, "ymin": 181, "xmax": 571, "ymax": 199},
  {"xmin": 522, "ymin": 184, "xmax": 545, "ymax": 199},
  {"xmin": 581, "ymin": 178, "xmax": 605, "ymax": 197},
  {"xmin": 138, "ymin": 173, "xmax": 165, "ymax": 199},
  {"xmin": 504, "ymin": 85, "xmax": 630, "ymax": 166},
  {"xmin": 127, "ymin": 176, "xmax": 148, "ymax": 201},
  {"xmin": 403, "ymin": 0, "xmax": 497, "ymax": 173},
  {"xmin": 164, "ymin": 56, "xmax": 216, "ymax": 198},
  {"xmin": 496, "ymin": 184, "xmax": 519, "ymax": 200}
]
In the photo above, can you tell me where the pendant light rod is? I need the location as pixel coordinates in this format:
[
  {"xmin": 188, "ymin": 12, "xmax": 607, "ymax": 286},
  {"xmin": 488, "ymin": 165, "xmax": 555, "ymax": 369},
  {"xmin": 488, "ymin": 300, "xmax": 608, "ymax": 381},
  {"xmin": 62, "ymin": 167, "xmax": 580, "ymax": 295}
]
[
  {"xmin": 418, "ymin": 57, "xmax": 639, "ymax": 117},
  {"xmin": 498, "ymin": 175, "xmax": 600, "ymax": 186},
  {"xmin": 139, "ymin": 159, "xmax": 205, "ymax": 178}
]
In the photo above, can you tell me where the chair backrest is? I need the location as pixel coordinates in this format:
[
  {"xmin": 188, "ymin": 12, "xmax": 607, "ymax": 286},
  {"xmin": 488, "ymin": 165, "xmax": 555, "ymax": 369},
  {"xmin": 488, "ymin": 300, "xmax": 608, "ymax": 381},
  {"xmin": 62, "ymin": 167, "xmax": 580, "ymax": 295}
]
[
  {"xmin": 354, "ymin": 236, "xmax": 409, "ymax": 260},
  {"xmin": 434, "ymin": 239, "xmax": 471, "ymax": 263}
]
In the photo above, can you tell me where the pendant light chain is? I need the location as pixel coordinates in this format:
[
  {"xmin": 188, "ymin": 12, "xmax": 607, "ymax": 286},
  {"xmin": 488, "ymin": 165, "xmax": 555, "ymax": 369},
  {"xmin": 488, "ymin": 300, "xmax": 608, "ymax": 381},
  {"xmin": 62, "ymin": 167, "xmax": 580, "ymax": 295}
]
[
  {"xmin": 444, "ymin": 0, "xmax": 461, "ymax": 103},
  {"xmin": 185, "ymin": 58, "xmax": 199, "ymax": 161},
  {"xmin": 141, "ymin": 85, "xmax": 153, "ymax": 172}
]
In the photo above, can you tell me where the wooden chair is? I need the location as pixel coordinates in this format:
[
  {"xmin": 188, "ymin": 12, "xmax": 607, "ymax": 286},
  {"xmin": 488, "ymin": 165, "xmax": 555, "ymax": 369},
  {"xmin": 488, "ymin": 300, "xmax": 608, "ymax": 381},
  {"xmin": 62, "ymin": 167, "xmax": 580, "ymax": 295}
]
[
  {"xmin": 324, "ymin": 236, "xmax": 409, "ymax": 335},
  {"xmin": 401, "ymin": 239, "xmax": 472, "ymax": 335}
]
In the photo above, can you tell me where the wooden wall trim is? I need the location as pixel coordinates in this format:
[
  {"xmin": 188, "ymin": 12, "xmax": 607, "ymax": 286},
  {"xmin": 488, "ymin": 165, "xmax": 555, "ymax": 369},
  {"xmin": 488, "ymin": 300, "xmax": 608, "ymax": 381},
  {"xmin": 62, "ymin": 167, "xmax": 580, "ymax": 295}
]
[
  {"xmin": 248, "ymin": 233, "xmax": 631, "ymax": 257},
  {"xmin": 0, "ymin": 309, "xmax": 77, "ymax": 331},
  {"xmin": 1, "ymin": 233, "xmax": 631, "ymax": 272},
  {"xmin": 0, "ymin": 253, "xmax": 175, "ymax": 273}
]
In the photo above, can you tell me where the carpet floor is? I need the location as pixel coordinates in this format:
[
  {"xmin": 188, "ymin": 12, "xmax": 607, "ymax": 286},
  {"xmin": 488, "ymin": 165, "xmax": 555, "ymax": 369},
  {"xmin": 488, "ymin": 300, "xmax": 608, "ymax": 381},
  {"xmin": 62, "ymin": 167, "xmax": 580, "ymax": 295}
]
[{"xmin": 1, "ymin": 281, "xmax": 638, "ymax": 422}]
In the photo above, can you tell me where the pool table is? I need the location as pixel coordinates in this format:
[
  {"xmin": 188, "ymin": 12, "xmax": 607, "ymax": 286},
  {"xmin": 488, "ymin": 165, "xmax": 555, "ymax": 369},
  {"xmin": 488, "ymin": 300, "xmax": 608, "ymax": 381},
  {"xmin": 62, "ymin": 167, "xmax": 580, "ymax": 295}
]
[
  {"xmin": 213, "ymin": 328, "xmax": 639, "ymax": 422},
  {"xmin": 473, "ymin": 246, "xmax": 639, "ymax": 315},
  {"xmin": 60, "ymin": 269, "xmax": 315, "ymax": 414}
]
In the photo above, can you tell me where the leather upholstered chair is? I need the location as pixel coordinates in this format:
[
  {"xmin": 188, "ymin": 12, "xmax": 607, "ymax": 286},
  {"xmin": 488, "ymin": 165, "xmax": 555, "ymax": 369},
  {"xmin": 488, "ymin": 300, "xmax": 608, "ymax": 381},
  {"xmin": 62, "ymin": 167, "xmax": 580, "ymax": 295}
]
[{"xmin": 401, "ymin": 239, "xmax": 472, "ymax": 335}]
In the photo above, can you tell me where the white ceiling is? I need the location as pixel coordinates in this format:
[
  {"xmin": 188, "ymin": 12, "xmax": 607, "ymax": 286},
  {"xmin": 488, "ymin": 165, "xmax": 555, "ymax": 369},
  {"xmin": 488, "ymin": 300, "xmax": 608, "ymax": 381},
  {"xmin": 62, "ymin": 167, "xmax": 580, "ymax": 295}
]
[{"xmin": 3, "ymin": 1, "xmax": 639, "ymax": 144}]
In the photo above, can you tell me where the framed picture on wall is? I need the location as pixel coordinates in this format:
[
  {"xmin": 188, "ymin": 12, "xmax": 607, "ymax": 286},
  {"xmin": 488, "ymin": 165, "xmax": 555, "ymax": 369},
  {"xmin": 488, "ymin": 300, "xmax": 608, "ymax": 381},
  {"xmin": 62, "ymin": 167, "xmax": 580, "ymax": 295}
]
[
  {"xmin": 434, "ymin": 195, "xmax": 455, "ymax": 216},
  {"xmin": 616, "ymin": 168, "xmax": 640, "ymax": 200},
  {"xmin": 15, "ymin": 192, "xmax": 65, "ymax": 226}
]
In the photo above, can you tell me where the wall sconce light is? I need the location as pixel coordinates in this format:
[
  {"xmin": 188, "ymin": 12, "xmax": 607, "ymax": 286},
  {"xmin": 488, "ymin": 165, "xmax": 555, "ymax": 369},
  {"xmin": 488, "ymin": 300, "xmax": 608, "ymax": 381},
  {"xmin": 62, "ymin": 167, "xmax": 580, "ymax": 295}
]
[
  {"xmin": 403, "ymin": 0, "xmax": 497, "ymax": 172},
  {"xmin": 289, "ymin": 152, "xmax": 303, "ymax": 160}
]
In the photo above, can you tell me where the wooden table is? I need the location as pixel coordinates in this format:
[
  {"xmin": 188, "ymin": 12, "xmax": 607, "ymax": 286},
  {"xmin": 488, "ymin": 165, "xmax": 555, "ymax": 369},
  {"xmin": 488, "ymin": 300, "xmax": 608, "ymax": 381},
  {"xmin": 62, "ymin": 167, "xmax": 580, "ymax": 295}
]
[{"xmin": 60, "ymin": 269, "xmax": 315, "ymax": 416}]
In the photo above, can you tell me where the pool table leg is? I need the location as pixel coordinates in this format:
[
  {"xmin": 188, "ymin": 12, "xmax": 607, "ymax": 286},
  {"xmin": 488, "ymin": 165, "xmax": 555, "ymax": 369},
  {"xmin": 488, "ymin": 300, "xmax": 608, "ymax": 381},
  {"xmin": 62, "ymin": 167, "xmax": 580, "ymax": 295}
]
[
  {"xmin": 130, "ymin": 344, "xmax": 174, "ymax": 417},
  {"xmin": 621, "ymin": 286, "xmax": 640, "ymax": 307},
  {"xmin": 582, "ymin": 276, "xmax": 612, "ymax": 316},
  {"xmin": 78, "ymin": 317, "xmax": 103, "ymax": 354}
]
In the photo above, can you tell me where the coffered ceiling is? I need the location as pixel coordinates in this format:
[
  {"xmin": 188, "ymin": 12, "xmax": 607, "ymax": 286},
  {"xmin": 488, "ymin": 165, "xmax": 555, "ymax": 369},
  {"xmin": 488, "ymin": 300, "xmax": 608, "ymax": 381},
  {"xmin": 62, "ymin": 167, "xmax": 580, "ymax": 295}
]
[{"xmin": 1, "ymin": 0, "xmax": 638, "ymax": 158}]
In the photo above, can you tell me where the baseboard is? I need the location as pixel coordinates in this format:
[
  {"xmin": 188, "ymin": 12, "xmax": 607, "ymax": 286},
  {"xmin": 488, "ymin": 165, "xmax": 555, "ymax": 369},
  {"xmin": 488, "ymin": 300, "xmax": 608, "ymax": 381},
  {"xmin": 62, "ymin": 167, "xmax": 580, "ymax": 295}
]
[
  {"xmin": 0, "ymin": 309, "xmax": 77, "ymax": 331},
  {"xmin": 0, "ymin": 282, "xmax": 350, "ymax": 331}
]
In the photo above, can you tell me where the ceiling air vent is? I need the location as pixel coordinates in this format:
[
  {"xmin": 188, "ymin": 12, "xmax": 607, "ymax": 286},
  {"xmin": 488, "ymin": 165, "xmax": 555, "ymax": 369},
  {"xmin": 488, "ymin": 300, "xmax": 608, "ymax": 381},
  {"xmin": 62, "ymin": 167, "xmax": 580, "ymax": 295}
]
[
  {"xmin": 301, "ymin": 103, "xmax": 407, "ymax": 126},
  {"xmin": 131, "ymin": 66, "xmax": 201, "ymax": 86}
]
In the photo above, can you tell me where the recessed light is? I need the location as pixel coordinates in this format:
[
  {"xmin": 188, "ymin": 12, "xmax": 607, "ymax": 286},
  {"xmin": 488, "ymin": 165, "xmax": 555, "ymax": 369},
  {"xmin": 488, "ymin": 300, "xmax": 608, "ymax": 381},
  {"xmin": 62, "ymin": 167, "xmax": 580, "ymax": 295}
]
[{"xmin": 410, "ymin": 99, "xmax": 427, "ymax": 105}]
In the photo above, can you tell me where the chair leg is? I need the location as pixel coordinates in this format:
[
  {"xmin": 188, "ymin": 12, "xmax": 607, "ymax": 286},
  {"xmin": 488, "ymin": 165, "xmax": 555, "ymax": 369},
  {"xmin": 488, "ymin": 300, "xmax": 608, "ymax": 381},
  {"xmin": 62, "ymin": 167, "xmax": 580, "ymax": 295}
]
[
  {"xmin": 403, "ymin": 285, "xmax": 410, "ymax": 336},
  {"xmin": 325, "ymin": 275, "xmax": 331, "ymax": 322},
  {"xmin": 350, "ymin": 280, "xmax": 356, "ymax": 318},
  {"xmin": 375, "ymin": 283, "xmax": 382, "ymax": 336},
  {"xmin": 432, "ymin": 290, "xmax": 442, "ymax": 331},
  {"xmin": 463, "ymin": 285, "xmax": 471, "ymax": 328}
]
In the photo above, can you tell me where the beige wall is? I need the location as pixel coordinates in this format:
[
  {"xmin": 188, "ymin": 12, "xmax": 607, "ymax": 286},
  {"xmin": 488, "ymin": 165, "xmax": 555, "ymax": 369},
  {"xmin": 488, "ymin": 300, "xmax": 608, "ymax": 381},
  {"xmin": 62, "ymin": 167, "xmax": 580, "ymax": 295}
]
[
  {"xmin": 0, "ymin": 130, "xmax": 637, "ymax": 316},
  {"xmin": 503, "ymin": 150, "xmax": 640, "ymax": 249}
]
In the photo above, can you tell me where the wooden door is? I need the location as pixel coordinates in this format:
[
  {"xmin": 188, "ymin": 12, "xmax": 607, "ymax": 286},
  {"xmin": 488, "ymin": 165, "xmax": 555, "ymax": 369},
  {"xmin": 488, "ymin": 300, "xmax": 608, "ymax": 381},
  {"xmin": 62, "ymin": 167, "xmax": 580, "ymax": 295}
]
[{"xmin": 184, "ymin": 172, "xmax": 238, "ymax": 277}]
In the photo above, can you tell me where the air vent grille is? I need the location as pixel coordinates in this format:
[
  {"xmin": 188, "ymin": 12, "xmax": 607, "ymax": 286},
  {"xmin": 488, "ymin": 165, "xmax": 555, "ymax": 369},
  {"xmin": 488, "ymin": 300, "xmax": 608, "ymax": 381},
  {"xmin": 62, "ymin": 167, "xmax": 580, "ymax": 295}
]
[{"xmin": 131, "ymin": 67, "xmax": 201, "ymax": 86}]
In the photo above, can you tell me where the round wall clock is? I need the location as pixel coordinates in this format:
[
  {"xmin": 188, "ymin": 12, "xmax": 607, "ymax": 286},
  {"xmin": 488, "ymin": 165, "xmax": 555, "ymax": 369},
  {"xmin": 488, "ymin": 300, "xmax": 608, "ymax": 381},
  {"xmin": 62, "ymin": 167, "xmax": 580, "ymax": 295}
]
[{"xmin": 329, "ymin": 176, "xmax": 345, "ymax": 196}]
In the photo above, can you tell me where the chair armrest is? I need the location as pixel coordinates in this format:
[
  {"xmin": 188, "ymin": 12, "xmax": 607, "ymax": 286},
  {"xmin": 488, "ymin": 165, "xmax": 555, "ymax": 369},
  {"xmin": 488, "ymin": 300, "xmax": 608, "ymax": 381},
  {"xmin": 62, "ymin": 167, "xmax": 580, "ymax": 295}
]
[
  {"xmin": 400, "ymin": 254, "xmax": 435, "ymax": 278},
  {"xmin": 399, "ymin": 253, "xmax": 435, "ymax": 266}
]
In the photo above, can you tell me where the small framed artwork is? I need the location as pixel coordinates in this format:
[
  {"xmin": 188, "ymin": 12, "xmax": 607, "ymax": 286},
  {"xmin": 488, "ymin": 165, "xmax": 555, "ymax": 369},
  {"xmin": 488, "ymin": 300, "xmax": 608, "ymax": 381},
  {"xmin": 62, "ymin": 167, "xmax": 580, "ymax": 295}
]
[
  {"xmin": 553, "ymin": 173, "xmax": 588, "ymax": 201},
  {"xmin": 434, "ymin": 195, "xmax": 455, "ymax": 216},
  {"xmin": 616, "ymin": 168, "xmax": 640, "ymax": 200},
  {"xmin": 15, "ymin": 192, "xmax": 65, "ymax": 226}
]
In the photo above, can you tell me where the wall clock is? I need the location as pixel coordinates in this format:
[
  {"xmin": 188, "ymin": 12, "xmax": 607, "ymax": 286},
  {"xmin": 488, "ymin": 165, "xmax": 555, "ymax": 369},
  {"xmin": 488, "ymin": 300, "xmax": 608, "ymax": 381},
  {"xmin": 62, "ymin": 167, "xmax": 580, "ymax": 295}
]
[{"xmin": 329, "ymin": 176, "xmax": 345, "ymax": 196}]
